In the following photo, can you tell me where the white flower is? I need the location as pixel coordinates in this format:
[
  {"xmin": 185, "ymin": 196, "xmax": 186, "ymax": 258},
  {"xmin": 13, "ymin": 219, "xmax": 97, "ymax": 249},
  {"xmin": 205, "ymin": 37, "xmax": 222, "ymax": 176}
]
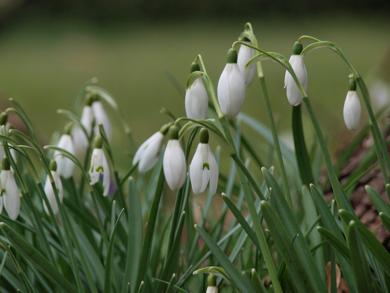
[
  {"xmin": 238, "ymin": 40, "xmax": 256, "ymax": 87},
  {"xmin": 1, "ymin": 158, "xmax": 20, "ymax": 220},
  {"xmin": 185, "ymin": 78, "xmax": 209, "ymax": 119},
  {"xmin": 190, "ymin": 143, "xmax": 218, "ymax": 195},
  {"xmin": 73, "ymin": 104, "xmax": 94, "ymax": 159},
  {"xmin": 163, "ymin": 126, "xmax": 186, "ymax": 190},
  {"xmin": 93, "ymin": 101, "xmax": 111, "ymax": 141},
  {"xmin": 89, "ymin": 137, "xmax": 110, "ymax": 196},
  {"xmin": 55, "ymin": 134, "xmax": 75, "ymax": 179},
  {"xmin": 133, "ymin": 131, "xmax": 164, "ymax": 172},
  {"xmin": 343, "ymin": 91, "xmax": 361, "ymax": 131},
  {"xmin": 206, "ymin": 286, "xmax": 218, "ymax": 293},
  {"xmin": 43, "ymin": 170, "xmax": 63, "ymax": 215},
  {"xmin": 284, "ymin": 54, "xmax": 307, "ymax": 106},
  {"xmin": 218, "ymin": 49, "xmax": 245, "ymax": 117}
]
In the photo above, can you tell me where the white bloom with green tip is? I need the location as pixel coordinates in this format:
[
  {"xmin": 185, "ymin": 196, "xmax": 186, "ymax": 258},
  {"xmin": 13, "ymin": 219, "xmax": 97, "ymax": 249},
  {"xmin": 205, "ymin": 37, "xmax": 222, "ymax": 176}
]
[
  {"xmin": 163, "ymin": 126, "xmax": 186, "ymax": 190},
  {"xmin": 185, "ymin": 62, "xmax": 209, "ymax": 119},
  {"xmin": 43, "ymin": 160, "xmax": 63, "ymax": 215},
  {"xmin": 218, "ymin": 48, "xmax": 246, "ymax": 117},
  {"xmin": 73, "ymin": 98, "xmax": 94, "ymax": 159},
  {"xmin": 133, "ymin": 131, "xmax": 165, "ymax": 173},
  {"xmin": 55, "ymin": 133, "xmax": 75, "ymax": 179},
  {"xmin": 89, "ymin": 136, "xmax": 110, "ymax": 196},
  {"xmin": 1, "ymin": 157, "xmax": 20, "ymax": 220},
  {"xmin": 343, "ymin": 79, "xmax": 361, "ymax": 131},
  {"xmin": 93, "ymin": 100, "xmax": 111, "ymax": 141}
]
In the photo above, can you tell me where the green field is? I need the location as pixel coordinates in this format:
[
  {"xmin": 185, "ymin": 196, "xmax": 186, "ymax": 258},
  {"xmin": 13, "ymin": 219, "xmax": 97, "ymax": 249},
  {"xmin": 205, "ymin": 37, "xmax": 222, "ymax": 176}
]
[{"xmin": 0, "ymin": 14, "xmax": 388, "ymax": 170}]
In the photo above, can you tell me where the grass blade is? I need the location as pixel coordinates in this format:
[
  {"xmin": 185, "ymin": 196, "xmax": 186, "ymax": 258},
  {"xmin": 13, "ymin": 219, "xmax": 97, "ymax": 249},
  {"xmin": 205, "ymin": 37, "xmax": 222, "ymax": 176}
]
[
  {"xmin": 317, "ymin": 227, "xmax": 350, "ymax": 262},
  {"xmin": 366, "ymin": 185, "xmax": 390, "ymax": 216}
]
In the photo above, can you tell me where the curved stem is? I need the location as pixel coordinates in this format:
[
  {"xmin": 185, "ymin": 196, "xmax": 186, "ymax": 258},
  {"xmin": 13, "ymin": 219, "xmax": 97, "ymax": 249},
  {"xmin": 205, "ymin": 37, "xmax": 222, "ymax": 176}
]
[
  {"xmin": 194, "ymin": 54, "xmax": 208, "ymax": 75},
  {"xmin": 298, "ymin": 35, "xmax": 321, "ymax": 43}
]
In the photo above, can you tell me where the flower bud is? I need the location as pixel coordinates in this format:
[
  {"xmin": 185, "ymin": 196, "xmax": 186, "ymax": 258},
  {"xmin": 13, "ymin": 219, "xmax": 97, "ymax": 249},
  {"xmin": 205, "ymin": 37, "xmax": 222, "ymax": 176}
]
[
  {"xmin": 89, "ymin": 138, "xmax": 110, "ymax": 196},
  {"xmin": 0, "ymin": 112, "xmax": 8, "ymax": 126},
  {"xmin": 284, "ymin": 42, "xmax": 307, "ymax": 106},
  {"xmin": 43, "ymin": 168, "xmax": 63, "ymax": 215},
  {"xmin": 206, "ymin": 274, "xmax": 218, "ymax": 293},
  {"xmin": 92, "ymin": 95, "xmax": 111, "ymax": 141},
  {"xmin": 238, "ymin": 38, "xmax": 256, "ymax": 87},
  {"xmin": 163, "ymin": 126, "xmax": 186, "ymax": 190},
  {"xmin": 185, "ymin": 62, "xmax": 209, "ymax": 120},
  {"xmin": 218, "ymin": 48, "xmax": 246, "ymax": 116},
  {"xmin": 343, "ymin": 79, "xmax": 361, "ymax": 131},
  {"xmin": 55, "ymin": 132, "xmax": 75, "ymax": 179},
  {"xmin": 1, "ymin": 157, "xmax": 20, "ymax": 220}
]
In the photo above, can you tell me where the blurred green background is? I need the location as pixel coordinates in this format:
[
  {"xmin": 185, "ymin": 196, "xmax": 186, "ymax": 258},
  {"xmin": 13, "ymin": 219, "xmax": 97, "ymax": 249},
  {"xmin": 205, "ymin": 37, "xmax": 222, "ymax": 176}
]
[{"xmin": 0, "ymin": 2, "xmax": 389, "ymax": 172}]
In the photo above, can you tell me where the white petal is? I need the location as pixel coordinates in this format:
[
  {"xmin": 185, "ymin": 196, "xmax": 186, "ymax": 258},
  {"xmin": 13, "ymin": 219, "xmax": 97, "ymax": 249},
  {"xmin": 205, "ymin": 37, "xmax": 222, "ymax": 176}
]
[
  {"xmin": 73, "ymin": 125, "xmax": 89, "ymax": 159},
  {"xmin": 238, "ymin": 44, "xmax": 256, "ymax": 87},
  {"xmin": 138, "ymin": 132, "xmax": 164, "ymax": 172},
  {"xmin": 81, "ymin": 106, "xmax": 94, "ymax": 135},
  {"xmin": 190, "ymin": 145, "xmax": 204, "ymax": 194},
  {"xmin": 285, "ymin": 55, "xmax": 307, "ymax": 106},
  {"xmin": 206, "ymin": 286, "xmax": 218, "ymax": 293},
  {"xmin": 53, "ymin": 171, "xmax": 63, "ymax": 203},
  {"xmin": 92, "ymin": 101, "xmax": 111, "ymax": 140},
  {"xmin": 208, "ymin": 147, "xmax": 219, "ymax": 195},
  {"xmin": 89, "ymin": 148, "xmax": 104, "ymax": 185},
  {"xmin": 343, "ymin": 91, "xmax": 361, "ymax": 131},
  {"xmin": 163, "ymin": 140, "xmax": 186, "ymax": 190},
  {"xmin": 3, "ymin": 171, "xmax": 20, "ymax": 220},
  {"xmin": 226, "ymin": 64, "xmax": 246, "ymax": 116},
  {"xmin": 43, "ymin": 175, "xmax": 59, "ymax": 215},
  {"xmin": 55, "ymin": 134, "xmax": 75, "ymax": 178},
  {"xmin": 185, "ymin": 78, "xmax": 208, "ymax": 120},
  {"xmin": 102, "ymin": 153, "xmax": 110, "ymax": 196},
  {"xmin": 218, "ymin": 64, "xmax": 231, "ymax": 115}
]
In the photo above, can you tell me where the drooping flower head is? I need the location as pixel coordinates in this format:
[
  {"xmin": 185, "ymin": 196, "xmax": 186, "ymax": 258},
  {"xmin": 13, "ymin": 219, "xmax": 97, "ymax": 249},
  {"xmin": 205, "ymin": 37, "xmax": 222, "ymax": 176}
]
[
  {"xmin": 43, "ymin": 159, "xmax": 64, "ymax": 215},
  {"xmin": 284, "ymin": 41, "xmax": 307, "ymax": 106},
  {"xmin": 343, "ymin": 78, "xmax": 361, "ymax": 131},
  {"xmin": 238, "ymin": 38, "xmax": 256, "ymax": 87},
  {"xmin": 133, "ymin": 123, "xmax": 169, "ymax": 173},
  {"xmin": 206, "ymin": 274, "xmax": 218, "ymax": 293},
  {"xmin": 163, "ymin": 125, "xmax": 186, "ymax": 190},
  {"xmin": 218, "ymin": 48, "xmax": 246, "ymax": 117},
  {"xmin": 185, "ymin": 62, "xmax": 209, "ymax": 120},
  {"xmin": 1, "ymin": 157, "xmax": 20, "ymax": 220},
  {"xmin": 89, "ymin": 135, "xmax": 110, "ymax": 196},
  {"xmin": 55, "ymin": 123, "xmax": 75, "ymax": 179},
  {"xmin": 91, "ymin": 94, "xmax": 111, "ymax": 141},
  {"xmin": 73, "ymin": 94, "xmax": 95, "ymax": 160},
  {"xmin": 190, "ymin": 128, "xmax": 218, "ymax": 195}
]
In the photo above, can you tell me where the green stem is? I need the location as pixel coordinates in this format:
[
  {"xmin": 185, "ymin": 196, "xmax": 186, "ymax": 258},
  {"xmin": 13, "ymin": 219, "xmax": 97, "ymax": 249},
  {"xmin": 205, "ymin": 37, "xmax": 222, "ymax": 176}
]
[{"xmin": 258, "ymin": 75, "xmax": 293, "ymax": 209}]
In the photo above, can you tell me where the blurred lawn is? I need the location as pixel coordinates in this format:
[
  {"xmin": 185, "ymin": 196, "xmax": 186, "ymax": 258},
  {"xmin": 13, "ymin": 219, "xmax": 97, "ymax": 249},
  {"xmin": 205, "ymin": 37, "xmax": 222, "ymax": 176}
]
[{"xmin": 0, "ymin": 14, "xmax": 388, "ymax": 171}]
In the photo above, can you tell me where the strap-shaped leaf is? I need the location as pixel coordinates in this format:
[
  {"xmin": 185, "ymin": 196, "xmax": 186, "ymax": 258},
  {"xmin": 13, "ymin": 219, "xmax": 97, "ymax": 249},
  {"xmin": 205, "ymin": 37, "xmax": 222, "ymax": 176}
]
[
  {"xmin": 347, "ymin": 221, "xmax": 375, "ymax": 292},
  {"xmin": 339, "ymin": 209, "xmax": 390, "ymax": 275},
  {"xmin": 261, "ymin": 201, "xmax": 317, "ymax": 293},
  {"xmin": 0, "ymin": 222, "xmax": 77, "ymax": 292},
  {"xmin": 251, "ymin": 268, "xmax": 268, "ymax": 293},
  {"xmin": 366, "ymin": 185, "xmax": 390, "ymax": 216},
  {"xmin": 317, "ymin": 227, "xmax": 350, "ymax": 262},
  {"xmin": 194, "ymin": 225, "xmax": 255, "ymax": 293},
  {"xmin": 380, "ymin": 212, "xmax": 390, "ymax": 233}
]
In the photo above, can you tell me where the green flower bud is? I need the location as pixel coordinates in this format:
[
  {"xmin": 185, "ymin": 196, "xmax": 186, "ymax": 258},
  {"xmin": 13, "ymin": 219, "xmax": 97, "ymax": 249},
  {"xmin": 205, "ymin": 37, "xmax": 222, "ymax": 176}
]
[
  {"xmin": 227, "ymin": 48, "xmax": 238, "ymax": 64},
  {"xmin": 168, "ymin": 126, "xmax": 179, "ymax": 140},
  {"xmin": 2, "ymin": 157, "xmax": 10, "ymax": 171},
  {"xmin": 292, "ymin": 41, "xmax": 303, "ymax": 55},
  {"xmin": 207, "ymin": 273, "xmax": 216, "ymax": 287},
  {"xmin": 94, "ymin": 135, "xmax": 103, "ymax": 149},
  {"xmin": 349, "ymin": 78, "xmax": 357, "ymax": 91},
  {"xmin": 64, "ymin": 123, "xmax": 73, "ymax": 135},
  {"xmin": 199, "ymin": 128, "xmax": 209, "ymax": 144},
  {"xmin": 159, "ymin": 123, "xmax": 171, "ymax": 135},
  {"xmin": 50, "ymin": 159, "xmax": 57, "ymax": 171},
  {"xmin": 0, "ymin": 112, "xmax": 8, "ymax": 126},
  {"xmin": 190, "ymin": 62, "xmax": 200, "ymax": 73},
  {"xmin": 85, "ymin": 93, "xmax": 94, "ymax": 106}
]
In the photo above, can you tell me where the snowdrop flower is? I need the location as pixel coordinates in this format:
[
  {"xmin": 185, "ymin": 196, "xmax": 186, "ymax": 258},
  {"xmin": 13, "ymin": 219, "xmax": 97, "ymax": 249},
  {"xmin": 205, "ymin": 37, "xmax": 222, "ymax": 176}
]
[
  {"xmin": 190, "ymin": 128, "xmax": 218, "ymax": 195},
  {"xmin": 163, "ymin": 126, "xmax": 186, "ymax": 190},
  {"xmin": 92, "ymin": 95, "xmax": 111, "ymax": 141},
  {"xmin": 238, "ymin": 38, "xmax": 256, "ymax": 87},
  {"xmin": 343, "ymin": 79, "xmax": 361, "ymax": 131},
  {"xmin": 1, "ymin": 157, "xmax": 20, "ymax": 220},
  {"xmin": 73, "ymin": 95, "xmax": 94, "ymax": 159},
  {"xmin": 206, "ymin": 274, "xmax": 218, "ymax": 293},
  {"xmin": 55, "ymin": 124, "xmax": 75, "ymax": 179},
  {"xmin": 43, "ymin": 160, "xmax": 63, "ymax": 215},
  {"xmin": 284, "ymin": 42, "xmax": 307, "ymax": 106},
  {"xmin": 0, "ymin": 112, "xmax": 8, "ymax": 160},
  {"xmin": 218, "ymin": 48, "xmax": 246, "ymax": 117},
  {"xmin": 133, "ymin": 123, "xmax": 169, "ymax": 173},
  {"xmin": 89, "ymin": 135, "xmax": 110, "ymax": 196},
  {"xmin": 185, "ymin": 62, "xmax": 209, "ymax": 119}
]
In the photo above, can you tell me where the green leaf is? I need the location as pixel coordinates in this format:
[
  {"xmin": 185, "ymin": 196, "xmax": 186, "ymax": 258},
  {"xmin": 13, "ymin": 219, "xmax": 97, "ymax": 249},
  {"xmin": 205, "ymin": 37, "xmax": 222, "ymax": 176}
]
[
  {"xmin": 366, "ymin": 185, "xmax": 390, "ymax": 216},
  {"xmin": 193, "ymin": 267, "xmax": 234, "ymax": 284},
  {"xmin": 380, "ymin": 212, "xmax": 390, "ymax": 233},
  {"xmin": 165, "ymin": 274, "xmax": 176, "ymax": 293},
  {"xmin": 104, "ymin": 209, "xmax": 125, "ymax": 293},
  {"xmin": 122, "ymin": 178, "xmax": 143, "ymax": 293},
  {"xmin": 339, "ymin": 209, "xmax": 390, "ymax": 275},
  {"xmin": 262, "ymin": 169, "xmax": 327, "ymax": 293},
  {"xmin": 221, "ymin": 193, "xmax": 260, "ymax": 249},
  {"xmin": 347, "ymin": 221, "xmax": 375, "ymax": 293},
  {"xmin": 0, "ymin": 222, "xmax": 77, "ymax": 292},
  {"xmin": 152, "ymin": 278, "xmax": 188, "ymax": 293},
  {"xmin": 317, "ymin": 227, "xmax": 350, "ymax": 262},
  {"xmin": 292, "ymin": 105, "xmax": 314, "ymax": 186},
  {"xmin": 195, "ymin": 225, "xmax": 255, "ymax": 293},
  {"xmin": 251, "ymin": 268, "xmax": 268, "ymax": 293},
  {"xmin": 260, "ymin": 201, "xmax": 317, "ymax": 293}
]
